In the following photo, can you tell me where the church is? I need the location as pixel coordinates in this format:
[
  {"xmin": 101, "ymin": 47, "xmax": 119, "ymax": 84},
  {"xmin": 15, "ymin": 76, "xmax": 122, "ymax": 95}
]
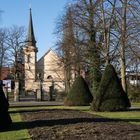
[{"xmin": 22, "ymin": 8, "xmax": 65, "ymax": 96}]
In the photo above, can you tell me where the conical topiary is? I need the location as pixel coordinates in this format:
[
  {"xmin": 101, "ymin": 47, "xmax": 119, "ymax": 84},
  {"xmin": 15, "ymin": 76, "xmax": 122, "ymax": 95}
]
[
  {"xmin": 0, "ymin": 81, "xmax": 12, "ymax": 131},
  {"xmin": 64, "ymin": 76, "xmax": 93, "ymax": 106},
  {"xmin": 91, "ymin": 64, "xmax": 131, "ymax": 111}
]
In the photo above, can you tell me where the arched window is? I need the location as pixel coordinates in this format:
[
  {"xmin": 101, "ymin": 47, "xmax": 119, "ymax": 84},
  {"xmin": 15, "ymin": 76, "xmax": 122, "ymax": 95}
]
[{"xmin": 47, "ymin": 75, "xmax": 53, "ymax": 79}]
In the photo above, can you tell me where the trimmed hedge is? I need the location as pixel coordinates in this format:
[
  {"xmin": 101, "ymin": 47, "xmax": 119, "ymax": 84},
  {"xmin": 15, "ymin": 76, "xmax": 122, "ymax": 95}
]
[
  {"xmin": 91, "ymin": 64, "xmax": 131, "ymax": 111},
  {"xmin": 64, "ymin": 76, "xmax": 93, "ymax": 106}
]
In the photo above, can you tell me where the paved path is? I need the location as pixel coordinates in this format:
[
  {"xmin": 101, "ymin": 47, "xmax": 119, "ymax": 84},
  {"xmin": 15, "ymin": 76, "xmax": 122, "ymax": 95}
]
[
  {"xmin": 9, "ymin": 100, "xmax": 140, "ymax": 111},
  {"xmin": 9, "ymin": 101, "xmax": 64, "ymax": 107}
]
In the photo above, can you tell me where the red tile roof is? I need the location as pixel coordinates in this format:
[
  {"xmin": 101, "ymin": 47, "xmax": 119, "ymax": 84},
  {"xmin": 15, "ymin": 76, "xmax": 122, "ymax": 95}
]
[{"xmin": 0, "ymin": 67, "xmax": 10, "ymax": 80}]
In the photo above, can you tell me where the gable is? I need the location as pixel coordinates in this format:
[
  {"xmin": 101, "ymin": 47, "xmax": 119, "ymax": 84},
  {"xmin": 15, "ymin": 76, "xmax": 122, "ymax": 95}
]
[{"xmin": 36, "ymin": 49, "xmax": 64, "ymax": 80}]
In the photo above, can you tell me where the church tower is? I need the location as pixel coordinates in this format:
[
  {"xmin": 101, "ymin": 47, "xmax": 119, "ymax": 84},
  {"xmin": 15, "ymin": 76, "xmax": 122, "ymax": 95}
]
[{"xmin": 23, "ymin": 8, "xmax": 38, "ymax": 91}]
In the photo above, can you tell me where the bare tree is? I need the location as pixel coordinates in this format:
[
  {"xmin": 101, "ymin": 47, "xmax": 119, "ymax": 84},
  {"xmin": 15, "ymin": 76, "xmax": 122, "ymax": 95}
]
[
  {"xmin": 114, "ymin": 0, "xmax": 140, "ymax": 92},
  {"xmin": 119, "ymin": 0, "xmax": 127, "ymax": 92},
  {"xmin": 99, "ymin": 0, "xmax": 140, "ymax": 91},
  {"xmin": 72, "ymin": 0, "xmax": 103, "ymax": 94},
  {"xmin": 0, "ymin": 28, "xmax": 9, "ymax": 79},
  {"xmin": 100, "ymin": 0, "xmax": 117, "ymax": 65},
  {"xmin": 6, "ymin": 25, "xmax": 25, "ymax": 80},
  {"xmin": 55, "ymin": 0, "xmax": 140, "ymax": 95}
]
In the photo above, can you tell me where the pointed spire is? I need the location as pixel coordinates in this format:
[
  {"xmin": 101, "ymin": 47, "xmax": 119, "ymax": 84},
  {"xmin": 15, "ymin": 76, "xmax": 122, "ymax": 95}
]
[{"xmin": 26, "ymin": 8, "xmax": 36, "ymax": 46}]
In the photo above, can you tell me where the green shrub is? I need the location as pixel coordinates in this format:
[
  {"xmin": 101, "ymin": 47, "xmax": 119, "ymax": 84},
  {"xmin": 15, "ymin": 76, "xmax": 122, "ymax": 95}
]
[
  {"xmin": 56, "ymin": 91, "xmax": 67, "ymax": 101},
  {"xmin": 64, "ymin": 76, "xmax": 93, "ymax": 106},
  {"xmin": 91, "ymin": 64, "xmax": 131, "ymax": 111},
  {"xmin": 128, "ymin": 86, "xmax": 140, "ymax": 102}
]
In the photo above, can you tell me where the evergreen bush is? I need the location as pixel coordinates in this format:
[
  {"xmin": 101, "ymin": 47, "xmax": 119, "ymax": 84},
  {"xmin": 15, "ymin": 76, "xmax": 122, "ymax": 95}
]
[
  {"xmin": 91, "ymin": 64, "xmax": 131, "ymax": 111},
  {"xmin": 64, "ymin": 76, "xmax": 93, "ymax": 106},
  {"xmin": 0, "ymin": 80, "xmax": 12, "ymax": 131}
]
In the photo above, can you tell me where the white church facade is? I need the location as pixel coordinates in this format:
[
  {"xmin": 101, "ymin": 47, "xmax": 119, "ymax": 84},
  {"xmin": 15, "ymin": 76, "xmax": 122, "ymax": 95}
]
[{"xmin": 23, "ymin": 9, "xmax": 65, "ymax": 95}]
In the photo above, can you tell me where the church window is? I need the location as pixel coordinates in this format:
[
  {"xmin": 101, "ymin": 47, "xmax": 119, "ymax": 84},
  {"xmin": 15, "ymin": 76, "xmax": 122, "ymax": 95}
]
[
  {"xmin": 47, "ymin": 75, "xmax": 53, "ymax": 79},
  {"xmin": 27, "ymin": 54, "xmax": 31, "ymax": 63}
]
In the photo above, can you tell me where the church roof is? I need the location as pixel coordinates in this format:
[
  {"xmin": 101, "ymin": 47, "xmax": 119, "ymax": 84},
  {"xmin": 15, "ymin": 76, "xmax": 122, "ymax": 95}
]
[
  {"xmin": 25, "ymin": 8, "xmax": 36, "ymax": 46},
  {"xmin": 37, "ymin": 48, "xmax": 59, "ymax": 62}
]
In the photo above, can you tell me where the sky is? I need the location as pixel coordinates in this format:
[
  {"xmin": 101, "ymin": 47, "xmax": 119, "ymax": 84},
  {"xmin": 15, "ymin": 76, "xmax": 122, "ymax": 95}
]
[{"xmin": 0, "ymin": 0, "xmax": 69, "ymax": 59}]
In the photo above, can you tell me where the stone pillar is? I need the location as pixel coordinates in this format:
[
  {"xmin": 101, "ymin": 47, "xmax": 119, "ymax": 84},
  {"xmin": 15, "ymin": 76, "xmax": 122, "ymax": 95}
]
[
  {"xmin": 36, "ymin": 89, "xmax": 42, "ymax": 101},
  {"xmin": 49, "ymin": 81, "xmax": 55, "ymax": 101},
  {"xmin": 36, "ymin": 80, "xmax": 43, "ymax": 101},
  {"xmin": 14, "ymin": 82, "xmax": 19, "ymax": 102}
]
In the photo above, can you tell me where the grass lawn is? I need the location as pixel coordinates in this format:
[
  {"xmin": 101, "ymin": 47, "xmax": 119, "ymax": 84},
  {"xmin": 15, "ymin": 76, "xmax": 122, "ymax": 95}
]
[
  {"xmin": 0, "ymin": 103, "xmax": 140, "ymax": 140},
  {"xmin": 88, "ymin": 111, "xmax": 140, "ymax": 125},
  {"xmin": 131, "ymin": 102, "xmax": 140, "ymax": 107},
  {"xmin": 0, "ymin": 109, "xmax": 31, "ymax": 140}
]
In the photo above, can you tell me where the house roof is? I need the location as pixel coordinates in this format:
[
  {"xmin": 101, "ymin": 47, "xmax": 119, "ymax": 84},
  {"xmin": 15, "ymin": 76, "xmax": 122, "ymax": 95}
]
[
  {"xmin": 0, "ymin": 67, "xmax": 11, "ymax": 80},
  {"xmin": 127, "ymin": 73, "xmax": 140, "ymax": 77}
]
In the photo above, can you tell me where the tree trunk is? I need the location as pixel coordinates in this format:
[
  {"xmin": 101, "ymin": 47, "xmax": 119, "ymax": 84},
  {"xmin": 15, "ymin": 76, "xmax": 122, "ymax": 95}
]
[
  {"xmin": 64, "ymin": 66, "xmax": 71, "ymax": 94},
  {"xmin": 88, "ymin": 0, "xmax": 101, "ymax": 94},
  {"xmin": 120, "ymin": 0, "xmax": 127, "ymax": 92}
]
